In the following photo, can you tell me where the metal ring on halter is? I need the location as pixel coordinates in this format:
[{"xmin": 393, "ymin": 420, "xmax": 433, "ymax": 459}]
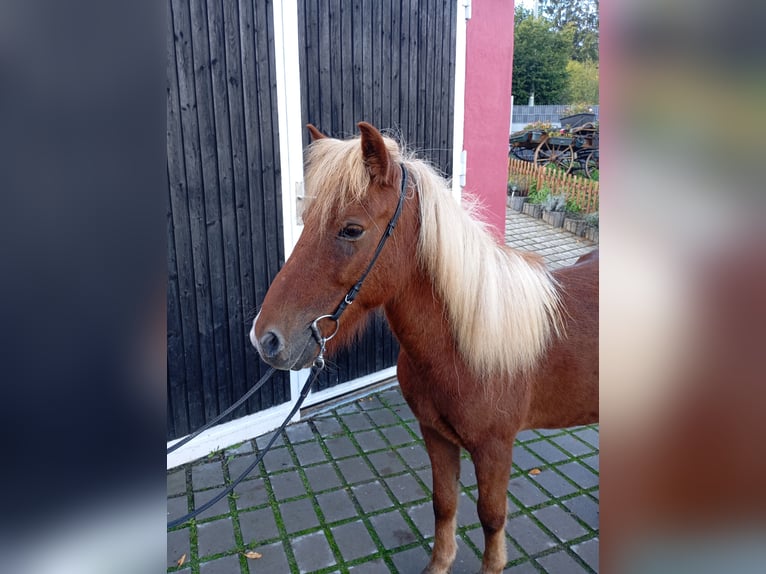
[
  {"xmin": 310, "ymin": 314, "xmax": 340, "ymax": 369},
  {"xmin": 311, "ymin": 314, "xmax": 341, "ymax": 342}
]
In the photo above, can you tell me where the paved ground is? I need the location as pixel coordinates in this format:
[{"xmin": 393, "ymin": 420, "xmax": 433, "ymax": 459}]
[
  {"xmin": 167, "ymin": 210, "xmax": 599, "ymax": 574},
  {"xmin": 504, "ymin": 208, "xmax": 596, "ymax": 270}
]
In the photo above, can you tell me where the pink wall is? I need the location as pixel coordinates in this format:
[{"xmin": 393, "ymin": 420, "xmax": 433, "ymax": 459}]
[{"xmin": 463, "ymin": 1, "xmax": 515, "ymax": 241}]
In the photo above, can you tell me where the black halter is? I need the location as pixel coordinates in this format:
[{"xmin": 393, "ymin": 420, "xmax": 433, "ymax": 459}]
[{"xmin": 310, "ymin": 164, "xmax": 409, "ymax": 367}]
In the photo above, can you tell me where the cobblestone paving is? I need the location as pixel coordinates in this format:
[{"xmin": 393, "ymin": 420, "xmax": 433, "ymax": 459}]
[
  {"xmin": 504, "ymin": 208, "xmax": 597, "ymax": 270},
  {"xmin": 168, "ymin": 211, "xmax": 599, "ymax": 574}
]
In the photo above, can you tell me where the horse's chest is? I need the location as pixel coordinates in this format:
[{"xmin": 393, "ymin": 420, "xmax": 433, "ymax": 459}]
[{"xmin": 398, "ymin": 381, "xmax": 472, "ymax": 447}]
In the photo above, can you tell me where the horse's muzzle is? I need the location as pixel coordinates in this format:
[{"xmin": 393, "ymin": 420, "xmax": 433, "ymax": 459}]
[{"xmin": 250, "ymin": 316, "xmax": 318, "ymax": 371}]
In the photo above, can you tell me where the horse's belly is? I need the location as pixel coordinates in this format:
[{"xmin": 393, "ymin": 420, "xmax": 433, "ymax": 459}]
[{"xmin": 524, "ymin": 367, "xmax": 599, "ymax": 430}]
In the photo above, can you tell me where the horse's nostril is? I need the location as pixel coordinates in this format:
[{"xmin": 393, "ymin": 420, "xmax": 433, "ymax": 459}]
[{"xmin": 259, "ymin": 329, "xmax": 285, "ymax": 359}]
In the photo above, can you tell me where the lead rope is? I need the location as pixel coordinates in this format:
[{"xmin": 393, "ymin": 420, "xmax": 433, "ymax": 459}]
[
  {"xmin": 167, "ymin": 367, "xmax": 277, "ymax": 455},
  {"xmin": 168, "ymin": 363, "xmax": 323, "ymax": 529}
]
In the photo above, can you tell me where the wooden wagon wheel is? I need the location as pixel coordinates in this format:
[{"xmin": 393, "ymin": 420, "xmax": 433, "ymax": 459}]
[
  {"xmin": 582, "ymin": 150, "xmax": 599, "ymax": 179},
  {"xmin": 534, "ymin": 139, "xmax": 575, "ymax": 174}
]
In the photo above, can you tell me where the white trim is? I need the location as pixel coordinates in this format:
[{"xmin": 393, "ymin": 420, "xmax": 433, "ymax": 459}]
[
  {"xmin": 273, "ymin": 0, "xmax": 311, "ymax": 418},
  {"xmin": 510, "ymin": 94, "xmax": 514, "ymax": 135},
  {"xmin": 451, "ymin": 0, "xmax": 467, "ymax": 202},
  {"xmin": 166, "ymin": 367, "xmax": 399, "ymax": 468},
  {"xmin": 273, "ymin": 0, "xmax": 305, "ymax": 259},
  {"xmin": 303, "ymin": 366, "xmax": 398, "ymax": 408},
  {"xmin": 166, "ymin": 401, "xmax": 297, "ymax": 468}
]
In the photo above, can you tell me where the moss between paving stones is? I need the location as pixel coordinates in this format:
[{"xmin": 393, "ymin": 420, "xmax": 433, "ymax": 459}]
[{"xmin": 168, "ymin": 387, "xmax": 599, "ymax": 574}]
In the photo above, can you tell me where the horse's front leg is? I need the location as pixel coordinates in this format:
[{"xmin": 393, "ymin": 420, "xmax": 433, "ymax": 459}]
[
  {"xmin": 421, "ymin": 425, "xmax": 460, "ymax": 574},
  {"xmin": 472, "ymin": 441, "xmax": 514, "ymax": 574}
]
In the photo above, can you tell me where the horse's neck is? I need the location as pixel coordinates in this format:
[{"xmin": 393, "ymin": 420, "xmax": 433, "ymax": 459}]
[{"xmin": 383, "ymin": 266, "xmax": 455, "ymax": 372}]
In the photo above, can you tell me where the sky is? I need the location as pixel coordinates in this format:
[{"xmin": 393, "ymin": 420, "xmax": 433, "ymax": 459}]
[{"xmin": 516, "ymin": 0, "xmax": 539, "ymax": 11}]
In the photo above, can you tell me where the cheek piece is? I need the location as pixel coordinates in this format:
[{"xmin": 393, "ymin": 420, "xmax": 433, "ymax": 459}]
[{"xmin": 309, "ymin": 164, "xmax": 409, "ymax": 369}]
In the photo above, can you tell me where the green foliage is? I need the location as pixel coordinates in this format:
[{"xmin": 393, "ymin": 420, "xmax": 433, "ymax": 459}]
[
  {"xmin": 584, "ymin": 211, "xmax": 599, "ymax": 228},
  {"xmin": 512, "ymin": 8, "xmax": 571, "ymax": 105},
  {"xmin": 523, "ymin": 121, "xmax": 556, "ymax": 133},
  {"xmin": 563, "ymin": 102, "xmax": 594, "ymax": 115},
  {"xmin": 527, "ymin": 182, "xmax": 552, "ymax": 204},
  {"xmin": 507, "ymin": 173, "xmax": 533, "ymax": 195},
  {"xmin": 544, "ymin": 162, "xmax": 568, "ymax": 176},
  {"xmin": 539, "ymin": 0, "xmax": 599, "ymax": 63},
  {"xmin": 565, "ymin": 60, "xmax": 599, "ymax": 104},
  {"xmin": 564, "ymin": 196, "xmax": 583, "ymax": 213}
]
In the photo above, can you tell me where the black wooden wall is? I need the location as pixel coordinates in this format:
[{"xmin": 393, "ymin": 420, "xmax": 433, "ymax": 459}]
[
  {"xmin": 298, "ymin": 0, "xmax": 457, "ymax": 391},
  {"xmin": 166, "ymin": 0, "xmax": 289, "ymax": 440}
]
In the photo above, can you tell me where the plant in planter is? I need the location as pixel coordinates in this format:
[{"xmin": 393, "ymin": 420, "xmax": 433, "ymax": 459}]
[
  {"xmin": 522, "ymin": 183, "xmax": 549, "ymax": 219},
  {"xmin": 508, "ymin": 187, "xmax": 529, "ymax": 211},
  {"xmin": 583, "ymin": 211, "xmax": 599, "ymax": 242},
  {"xmin": 541, "ymin": 194, "xmax": 567, "ymax": 227},
  {"xmin": 507, "ymin": 175, "xmax": 531, "ymax": 211},
  {"xmin": 562, "ymin": 197, "xmax": 588, "ymax": 237},
  {"xmin": 523, "ymin": 121, "xmax": 555, "ymax": 144}
]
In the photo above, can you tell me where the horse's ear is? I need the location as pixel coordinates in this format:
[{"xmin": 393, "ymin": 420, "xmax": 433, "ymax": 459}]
[
  {"xmin": 358, "ymin": 122, "xmax": 391, "ymax": 183},
  {"xmin": 307, "ymin": 124, "xmax": 326, "ymax": 141}
]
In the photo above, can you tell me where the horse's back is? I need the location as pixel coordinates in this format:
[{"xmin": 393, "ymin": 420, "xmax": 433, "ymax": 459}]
[
  {"xmin": 575, "ymin": 249, "xmax": 599, "ymax": 266},
  {"xmin": 524, "ymin": 250, "xmax": 599, "ymax": 429},
  {"xmin": 566, "ymin": 248, "xmax": 598, "ymax": 308}
]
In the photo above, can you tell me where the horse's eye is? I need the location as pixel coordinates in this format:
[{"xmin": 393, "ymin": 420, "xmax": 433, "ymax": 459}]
[{"xmin": 339, "ymin": 224, "xmax": 365, "ymax": 240}]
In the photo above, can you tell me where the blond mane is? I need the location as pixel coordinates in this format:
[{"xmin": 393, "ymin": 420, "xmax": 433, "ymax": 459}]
[{"xmin": 303, "ymin": 134, "xmax": 563, "ymax": 377}]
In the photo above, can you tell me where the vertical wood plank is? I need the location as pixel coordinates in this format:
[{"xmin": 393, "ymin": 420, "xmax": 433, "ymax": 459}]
[
  {"xmin": 223, "ymin": 0, "xmax": 257, "ymax": 414},
  {"xmin": 191, "ymin": 0, "xmax": 233, "ymax": 422},
  {"xmin": 341, "ymin": 0, "xmax": 354, "ymax": 134},
  {"xmin": 318, "ymin": 0, "xmax": 332, "ymax": 132},
  {"xmin": 362, "ymin": 0, "xmax": 373, "ymax": 123},
  {"xmin": 352, "ymin": 0, "xmax": 363, "ymax": 126},
  {"xmin": 170, "ymin": 0, "xmax": 208, "ymax": 429},
  {"xmin": 329, "ymin": 0, "xmax": 342, "ymax": 132},
  {"xmin": 390, "ymin": 0, "xmax": 401, "ymax": 133},
  {"xmin": 410, "ymin": 0, "xmax": 422, "ymax": 147},
  {"xmin": 167, "ymin": 174, "xmax": 190, "ymax": 437},
  {"xmin": 207, "ymin": 0, "xmax": 245, "ymax": 421},
  {"xmin": 380, "ymin": 0, "xmax": 391, "ymax": 130},
  {"xmin": 372, "ymin": 0, "xmax": 383, "ymax": 127},
  {"xmin": 167, "ymin": 1, "xmax": 190, "ymax": 438}
]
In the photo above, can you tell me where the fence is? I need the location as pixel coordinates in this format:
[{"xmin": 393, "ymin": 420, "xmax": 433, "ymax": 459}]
[
  {"xmin": 512, "ymin": 104, "xmax": 599, "ymax": 128},
  {"xmin": 507, "ymin": 157, "xmax": 599, "ymax": 214}
]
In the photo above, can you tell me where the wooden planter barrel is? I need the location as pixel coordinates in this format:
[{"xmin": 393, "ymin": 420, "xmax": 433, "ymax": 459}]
[
  {"xmin": 522, "ymin": 202, "xmax": 544, "ymax": 219},
  {"xmin": 542, "ymin": 210, "xmax": 566, "ymax": 227},
  {"xmin": 563, "ymin": 216, "xmax": 587, "ymax": 236}
]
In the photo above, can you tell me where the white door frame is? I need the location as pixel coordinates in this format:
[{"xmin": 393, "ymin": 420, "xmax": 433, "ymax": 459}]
[{"xmin": 452, "ymin": 0, "xmax": 468, "ymax": 201}]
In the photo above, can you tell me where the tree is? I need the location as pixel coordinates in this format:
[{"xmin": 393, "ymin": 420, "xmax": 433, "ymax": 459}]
[
  {"xmin": 538, "ymin": 0, "xmax": 599, "ymax": 63},
  {"xmin": 565, "ymin": 59, "xmax": 599, "ymax": 104},
  {"xmin": 512, "ymin": 8, "xmax": 571, "ymax": 105}
]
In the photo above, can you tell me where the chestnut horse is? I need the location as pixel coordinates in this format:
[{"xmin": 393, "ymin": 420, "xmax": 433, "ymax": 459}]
[{"xmin": 251, "ymin": 122, "xmax": 598, "ymax": 573}]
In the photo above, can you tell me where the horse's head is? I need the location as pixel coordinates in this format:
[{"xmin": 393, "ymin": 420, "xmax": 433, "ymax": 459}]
[{"xmin": 250, "ymin": 122, "xmax": 414, "ymax": 370}]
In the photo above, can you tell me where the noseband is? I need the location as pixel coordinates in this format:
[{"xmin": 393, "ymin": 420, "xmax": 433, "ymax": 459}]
[{"xmin": 310, "ymin": 164, "xmax": 409, "ymax": 368}]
